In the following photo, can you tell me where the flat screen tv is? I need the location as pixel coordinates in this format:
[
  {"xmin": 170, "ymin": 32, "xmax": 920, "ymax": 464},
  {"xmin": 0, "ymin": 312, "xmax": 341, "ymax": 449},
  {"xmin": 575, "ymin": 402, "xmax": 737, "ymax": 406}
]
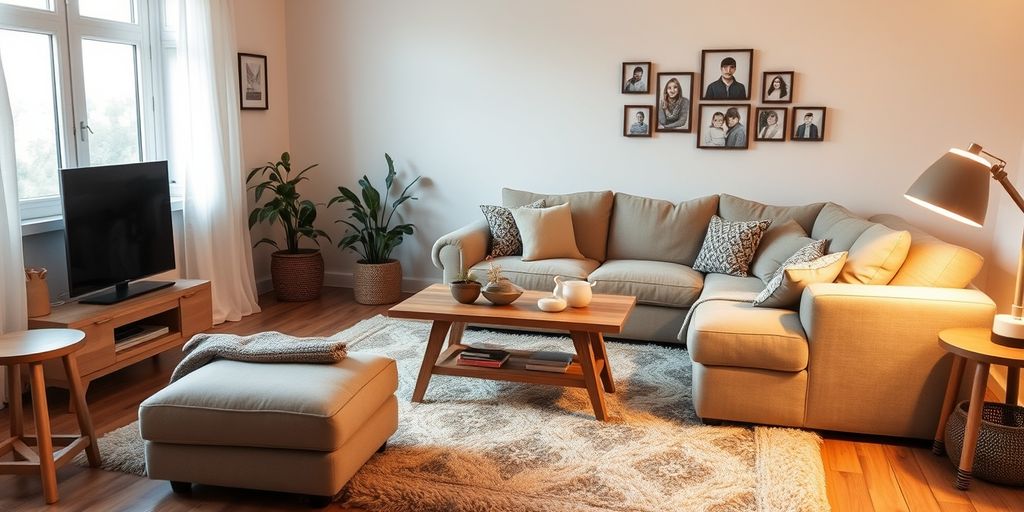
[{"xmin": 60, "ymin": 161, "xmax": 175, "ymax": 305}]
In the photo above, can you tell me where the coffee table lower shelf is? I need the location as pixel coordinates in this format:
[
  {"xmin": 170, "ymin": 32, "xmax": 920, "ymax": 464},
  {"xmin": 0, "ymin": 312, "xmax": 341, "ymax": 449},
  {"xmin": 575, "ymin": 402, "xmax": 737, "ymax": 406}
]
[{"xmin": 433, "ymin": 345, "xmax": 604, "ymax": 389}]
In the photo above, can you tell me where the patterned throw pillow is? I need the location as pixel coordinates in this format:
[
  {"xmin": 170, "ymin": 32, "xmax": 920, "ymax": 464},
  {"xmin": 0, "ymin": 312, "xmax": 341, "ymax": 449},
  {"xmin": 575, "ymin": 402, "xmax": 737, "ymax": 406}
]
[
  {"xmin": 763, "ymin": 239, "xmax": 829, "ymax": 285},
  {"xmin": 692, "ymin": 215, "xmax": 772, "ymax": 277},
  {"xmin": 754, "ymin": 251, "xmax": 848, "ymax": 309},
  {"xmin": 480, "ymin": 199, "xmax": 545, "ymax": 257}
]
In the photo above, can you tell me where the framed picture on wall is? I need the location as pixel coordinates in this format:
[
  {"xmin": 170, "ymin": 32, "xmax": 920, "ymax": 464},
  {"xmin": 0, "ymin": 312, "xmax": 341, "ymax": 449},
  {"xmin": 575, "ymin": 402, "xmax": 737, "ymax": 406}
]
[
  {"xmin": 654, "ymin": 72, "xmax": 694, "ymax": 133},
  {"xmin": 623, "ymin": 105, "xmax": 653, "ymax": 137},
  {"xmin": 761, "ymin": 71, "xmax": 794, "ymax": 103},
  {"xmin": 621, "ymin": 62, "xmax": 651, "ymax": 94},
  {"xmin": 791, "ymin": 106, "xmax": 826, "ymax": 141},
  {"xmin": 754, "ymin": 107, "xmax": 787, "ymax": 142},
  {"xmin": 700, "ymin": 49, "xmax": 753, "ymax": 101},
  {"xmin": 238, "ymin": 53, "xmax": 268, "ymax": 110},
  {"xmin": 697, "ymin": 104, "xmax": 750, "ymax": 149}
]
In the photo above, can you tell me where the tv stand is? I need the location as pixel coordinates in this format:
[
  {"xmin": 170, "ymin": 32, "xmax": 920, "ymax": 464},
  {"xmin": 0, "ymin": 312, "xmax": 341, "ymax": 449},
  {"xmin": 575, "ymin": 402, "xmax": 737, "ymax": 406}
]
[
  {"xmin": 79, "ymin": 280, "xmax": 175, "ymax": 305},
  {"xmin": 28, "ymin": 280, "xmax": 212, "ymax": 398}
]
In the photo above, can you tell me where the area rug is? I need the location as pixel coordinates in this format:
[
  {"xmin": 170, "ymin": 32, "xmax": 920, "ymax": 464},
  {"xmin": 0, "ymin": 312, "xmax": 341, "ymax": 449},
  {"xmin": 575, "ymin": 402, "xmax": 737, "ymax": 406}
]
[{"xmin": 77, "ymin": 315, "xmax": 829, "ymax": 511}]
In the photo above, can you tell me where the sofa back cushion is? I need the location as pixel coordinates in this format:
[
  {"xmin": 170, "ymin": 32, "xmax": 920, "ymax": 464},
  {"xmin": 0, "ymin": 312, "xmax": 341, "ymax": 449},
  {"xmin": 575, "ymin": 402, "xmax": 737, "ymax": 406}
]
[
  {"xmin": 870, "ymin": 214, "xmax": 983, "ymax": 288},
  {"xmin": 750, "ymin": 219, "xmax": 814, "ymax": 282},
  {"xmin": 502, "ymin": 188, "xmax": 614, "ymax": 261},
  {"xmin": 606, "ymin": 193, "xmax": 719, "ymax": 265},
  {"xmin": 812, "ymin": 203, "xmax": 912, "ymax": 285},
  {"xmin": 718, "ymin": 193, "xmax": 825, "ymax": 234},
  {"xmin": 811, "ymin": 203, "xmax": 874, "ymax": 252}
]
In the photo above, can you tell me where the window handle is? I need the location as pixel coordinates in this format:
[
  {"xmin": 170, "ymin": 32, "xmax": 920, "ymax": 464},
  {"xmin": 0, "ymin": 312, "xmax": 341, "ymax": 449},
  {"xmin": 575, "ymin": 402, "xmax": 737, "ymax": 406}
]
[{"xmin": 79, "ymin": 121, "xmax": 94, "ymax": 141}]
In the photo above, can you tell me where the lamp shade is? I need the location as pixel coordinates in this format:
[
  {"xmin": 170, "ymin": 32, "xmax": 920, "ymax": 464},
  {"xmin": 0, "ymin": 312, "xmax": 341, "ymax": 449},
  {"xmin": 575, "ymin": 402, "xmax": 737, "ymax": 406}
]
[{"xmin": 905, "ymin": 148, "xmax": 991, "ymax": 228}]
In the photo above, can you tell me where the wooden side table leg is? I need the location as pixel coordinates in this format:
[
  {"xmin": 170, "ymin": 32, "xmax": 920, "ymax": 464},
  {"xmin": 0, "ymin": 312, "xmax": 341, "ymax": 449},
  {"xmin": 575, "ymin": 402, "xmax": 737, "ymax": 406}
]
[
  {"xmin": 7, "ymin": 364, "xmax": 23, "ymax": 439},
  {"xmin": 62, "ymin": 355, "xmax": 100, "ymax": 467},
  {"xmin": 411, "ymin": 321, "xmax": 452, "ymax": 403},
  {"xmin": 955, "ymin": 361, "xmax": 990, "ymax": 491},
  {"xmin": 447, "ymin": 322, "xmax": 467, "ymax": 348},
  {"xmin": 589, "ymin": 332, "xmax": 615, "ymax": 393},
  {"xmin": 570, "ymin": 331, "xmax": 608, "ymax": 421},
  {"xmin": 1006, "ymin": 366, "xmax": 1020, "ymax": 406},
  {"xmin": 933, "ymin": 356, "xmax": 967, "ymax": 455},
  {"xmin": 28, "ymin": 363, "xmax": 58, "ymax": 504}
]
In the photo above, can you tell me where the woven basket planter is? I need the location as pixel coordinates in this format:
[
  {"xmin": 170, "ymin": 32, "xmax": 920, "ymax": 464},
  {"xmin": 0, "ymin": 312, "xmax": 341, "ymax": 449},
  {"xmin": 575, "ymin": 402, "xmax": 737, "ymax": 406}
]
[
  {"xmin": 945, "ymin": 400, "xmax": 1024, "ymax": 486},
  {"xmin": 353, "ymin": 259, "xmax": 402, "ymax": 305},
  {"xmin": 270, "ymin": 249, "xmax": 324, "ymax": 302}
]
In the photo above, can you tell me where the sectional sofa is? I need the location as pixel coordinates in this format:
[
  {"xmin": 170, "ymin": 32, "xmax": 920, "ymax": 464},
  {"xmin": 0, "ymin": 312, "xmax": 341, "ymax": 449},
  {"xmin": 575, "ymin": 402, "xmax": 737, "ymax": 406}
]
[{"xmin": 431, "ymin": 189, "xmax": 996, "ymax": 439}]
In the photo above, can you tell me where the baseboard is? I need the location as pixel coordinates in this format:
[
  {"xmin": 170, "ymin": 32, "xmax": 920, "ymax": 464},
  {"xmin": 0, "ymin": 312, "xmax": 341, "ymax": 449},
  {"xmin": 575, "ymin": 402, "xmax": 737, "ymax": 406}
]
[{"xmin": 255, "ymin": 273, "xmax": 438, "ymax": 295}]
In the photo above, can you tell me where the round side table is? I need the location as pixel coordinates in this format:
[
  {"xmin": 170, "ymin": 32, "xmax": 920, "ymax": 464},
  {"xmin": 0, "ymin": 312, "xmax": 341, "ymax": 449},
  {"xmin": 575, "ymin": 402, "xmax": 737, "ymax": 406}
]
[
  {"xmin": 932, "ymin": 327, "xmax": 1024, "ymax": 490},
  {"xmin": 0, "ymin": 329, "xmax": 101, "ymax": 504}
]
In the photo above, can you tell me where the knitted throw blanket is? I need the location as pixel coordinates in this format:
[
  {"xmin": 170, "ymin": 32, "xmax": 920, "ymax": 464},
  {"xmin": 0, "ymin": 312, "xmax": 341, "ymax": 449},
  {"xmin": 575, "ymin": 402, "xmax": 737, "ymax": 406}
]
[{"xmin": 170, "ymin": 331, "xmax": 348, "ymax": 383}]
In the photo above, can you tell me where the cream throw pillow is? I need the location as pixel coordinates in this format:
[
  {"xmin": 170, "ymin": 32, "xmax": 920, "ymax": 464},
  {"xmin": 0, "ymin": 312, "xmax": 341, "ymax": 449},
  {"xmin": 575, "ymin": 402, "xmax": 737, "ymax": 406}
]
[
  {"xmin": 511, "ymin": 203, "xmax": 585, "ymax": 261},
  {"xmin": 754, "ymin": 251, "xmax": 848, "ymax": 309},
  {"xmin": 837, "ymin": 224, "xmax": 912, "ymax": 285}
]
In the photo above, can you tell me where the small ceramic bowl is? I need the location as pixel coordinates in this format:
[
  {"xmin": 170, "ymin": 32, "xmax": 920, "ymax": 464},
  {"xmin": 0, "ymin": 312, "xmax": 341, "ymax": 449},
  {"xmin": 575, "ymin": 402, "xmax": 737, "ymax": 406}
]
[
  {"xmin": 537, "ymin": 296, "xmax": 567, "ymax": 312},
  {"xmin": 482, "ymin": 289, "xmax": 523, "ymax": 306}
]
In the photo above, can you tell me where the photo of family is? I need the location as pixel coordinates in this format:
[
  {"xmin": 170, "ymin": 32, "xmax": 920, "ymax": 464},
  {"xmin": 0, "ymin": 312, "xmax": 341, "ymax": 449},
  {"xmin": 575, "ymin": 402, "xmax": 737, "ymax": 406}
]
[
  {"xmin": 655, "ymin": 72, "xmax": 693, "ymax": 133},
  {"xmin": 754, "ymin": 107, "xmax": 787, "ymax": 142},
  {"xmin": 622, "ymin": 62, "xmax": 651, "ymax": 94},
  {"xmin": 623, "ymin": 105, "xmax": 653, "ymax": 137},
  {"xmin": 697, "ymin": 104, "xmax": 749, "ymax": 149},
  {"xmin": 761, "ymin": 71, "xmax": 794, "ymax": 104},
  {"xmin": 791, "ymin": 107, "xmax": 826, "ymax": 141},
  {"xmin": 700, "ymin": 49, "xmax": 752, "ymax": 101}
]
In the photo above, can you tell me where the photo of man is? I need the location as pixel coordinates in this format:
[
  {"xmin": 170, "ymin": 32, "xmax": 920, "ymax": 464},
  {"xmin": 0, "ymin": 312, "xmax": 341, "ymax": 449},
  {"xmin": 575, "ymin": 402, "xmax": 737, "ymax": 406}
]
[
  {"xmin": 791, "ymin": 107, "xmax": 826, "ymax": 141},
  {"xmin": 700, "ymin": 49, "xmax": 753, "ymax": 101},
  {"xmin": 623, "ymin": 105, "xmax": 653, "ymax": 137},
  {"xmin": 621, "ymin": 62, "xmax": 651, "ymax": 94}
]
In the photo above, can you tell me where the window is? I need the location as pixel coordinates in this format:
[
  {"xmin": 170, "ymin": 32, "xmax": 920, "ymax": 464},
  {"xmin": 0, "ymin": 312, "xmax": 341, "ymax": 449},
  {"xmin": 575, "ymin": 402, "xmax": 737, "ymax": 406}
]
[{"xmin": 0, "ymin": 0, "xmax": 167, "ymax": 220}]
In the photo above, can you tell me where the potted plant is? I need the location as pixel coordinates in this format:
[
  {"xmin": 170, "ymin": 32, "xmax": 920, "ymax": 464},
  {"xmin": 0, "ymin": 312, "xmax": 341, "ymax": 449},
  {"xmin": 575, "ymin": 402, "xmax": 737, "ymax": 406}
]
[
  {"xmin": 450, "ymin": 268, "xmax": 481, "ymax": 304},
  {"xmin": 329, "ymin": 153, "xmax": 420, "ymax": 305},
  {"xmin": 247, "ymin": 152, "xmax": 331, "ymax": 302}
]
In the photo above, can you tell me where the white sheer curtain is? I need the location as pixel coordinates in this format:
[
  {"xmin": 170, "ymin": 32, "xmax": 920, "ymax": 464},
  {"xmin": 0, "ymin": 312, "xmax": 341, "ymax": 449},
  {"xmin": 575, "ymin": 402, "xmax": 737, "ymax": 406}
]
[
  {"xmin": 175, "ymin": 0, "xmax": 260, "ymax": 324},
  {"xmin": 0, "ymin": 54, "xmax": 27, "ymax": 406}
]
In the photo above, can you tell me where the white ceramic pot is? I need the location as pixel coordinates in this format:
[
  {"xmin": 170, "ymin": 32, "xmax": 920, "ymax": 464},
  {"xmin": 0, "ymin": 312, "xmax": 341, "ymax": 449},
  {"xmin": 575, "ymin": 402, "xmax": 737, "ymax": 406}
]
[{"xmin": 553, "ymin": 276, "xmax": 596, "ymax": 308}]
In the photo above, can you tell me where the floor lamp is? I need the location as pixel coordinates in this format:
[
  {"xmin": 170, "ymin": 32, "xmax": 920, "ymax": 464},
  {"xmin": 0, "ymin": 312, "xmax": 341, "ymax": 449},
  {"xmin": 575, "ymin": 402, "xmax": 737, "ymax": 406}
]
[{"xmin": 905, "ymin": 143, "xmax": 1024, "ymax": 348}]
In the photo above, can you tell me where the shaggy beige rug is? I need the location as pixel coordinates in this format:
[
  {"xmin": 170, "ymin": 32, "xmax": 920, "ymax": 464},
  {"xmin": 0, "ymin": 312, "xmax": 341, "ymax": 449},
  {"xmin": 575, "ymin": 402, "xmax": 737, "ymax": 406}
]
[{"xmin": 78, "ymin": 315, "xmax": 829, "ymax": 511}]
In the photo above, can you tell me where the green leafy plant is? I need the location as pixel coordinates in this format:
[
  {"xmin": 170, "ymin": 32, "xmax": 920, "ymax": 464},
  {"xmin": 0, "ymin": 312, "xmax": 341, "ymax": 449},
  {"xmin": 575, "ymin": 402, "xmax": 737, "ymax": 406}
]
[
  {"xmin": 328, "ymin": 153, "xmax": 421, "ymax": 263},
  {"xmin": 246, "ymin": 152, "xmax": 330, "ymax": 253}
]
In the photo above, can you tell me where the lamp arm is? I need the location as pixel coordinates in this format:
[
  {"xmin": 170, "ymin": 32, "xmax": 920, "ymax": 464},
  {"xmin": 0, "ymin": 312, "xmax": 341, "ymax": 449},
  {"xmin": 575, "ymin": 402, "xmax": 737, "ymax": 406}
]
[
  {"xmin": 989, "ymin": 163, "xmax": 1024, "ymax": 215},
  {"xmin": 986, "ymin": 160, "xmax": 1024, "ymax": 318}
]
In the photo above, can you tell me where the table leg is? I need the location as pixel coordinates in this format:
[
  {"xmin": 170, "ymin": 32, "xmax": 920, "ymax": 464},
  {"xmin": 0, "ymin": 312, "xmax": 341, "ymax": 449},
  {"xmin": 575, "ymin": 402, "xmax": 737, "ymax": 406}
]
[
  {"xmin": 955, "ymin": 361, "xmax": 990, "ymax": 491},
  {"xmin": 570, "ymin": 331, "xmax": 608, "ymax": 421},
  {"xmin": 29, "ymin": 363, "xmax": 58, "ymax": 504},
  {"xmin": 62, "ymin": 355, "xmax": 100, "ymax": 467},
  {"xmin": 1006, "ymin": 366, "xmax": 1020, "ymax": 406},
  {"xmin": 7, "ymin": 364, "xmax": 22, "ymax": 440},
  {"xmin": 411, "ymin": 320, "xmax": 452, "ymax": 403},
  {"xmin": 447, "ymin": 322, "xmax": 467, "ymax": 348},
  {"xmin": 933, "ymin": 356, "xmax": 967, "ymax": 455},
  {"xmin": 589, "ymin": 332, "xmax": 615, "ymax": 393}
]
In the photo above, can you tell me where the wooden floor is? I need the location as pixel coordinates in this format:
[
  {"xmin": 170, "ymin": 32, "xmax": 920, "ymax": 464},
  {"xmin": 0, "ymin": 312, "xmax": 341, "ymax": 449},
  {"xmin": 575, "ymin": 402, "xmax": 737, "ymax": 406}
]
[{"xmin": 0, "ymin": 287, "xmax": 1021, "ymax": 511}]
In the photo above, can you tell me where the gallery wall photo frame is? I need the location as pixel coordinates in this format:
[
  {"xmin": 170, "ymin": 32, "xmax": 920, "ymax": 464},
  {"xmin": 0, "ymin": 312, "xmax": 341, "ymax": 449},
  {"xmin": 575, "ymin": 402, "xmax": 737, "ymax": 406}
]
[
  {"xmin": 696, "ymin": 104, "xmax": 750, "ymax": 149},
  {"xmin": 761, "ymin": 71, "xmax": 794, "ymax": 104},
  {"xmin": 623, "ymin": 105, "xmax": 653, "ymax": 138},
  {"xmin": 754, "ymin": 107, "xmax": 787, "ymax": 142},
  {"xmin": 238, "ymin": 53, "xmax": 268, "ymax": 110},
  {"xmin": 621, "ymin": 62, "xmax": 651, "ymax": 94},
  {"xmin": 654, "ymin": 72, "xmax": 694, "ymax": 133},
  {"xmin": 791, "ymin": 106, "xmax": 827, "ymax": 141},
  {"xmin": 699, "ymin": 49, "xmax": 753, "ymax": 101}
]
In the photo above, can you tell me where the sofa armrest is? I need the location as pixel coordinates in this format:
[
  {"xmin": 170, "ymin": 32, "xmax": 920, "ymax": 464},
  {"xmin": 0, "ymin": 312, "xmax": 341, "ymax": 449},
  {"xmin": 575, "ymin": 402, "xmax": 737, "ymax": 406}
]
[
  {"xmin": 799, "ymin": 283, "xmax": 995, "ymax": 438},
  {"xmin": 431, "ymin": 219, "xmax": 490, "ymax": 283}
]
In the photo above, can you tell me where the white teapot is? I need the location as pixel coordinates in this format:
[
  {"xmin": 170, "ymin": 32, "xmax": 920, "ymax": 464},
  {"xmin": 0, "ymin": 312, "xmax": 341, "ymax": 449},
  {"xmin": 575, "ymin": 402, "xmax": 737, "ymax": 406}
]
[{"xmin": 553, "ymin": 275, "xmax": 596, "ymax": 308}]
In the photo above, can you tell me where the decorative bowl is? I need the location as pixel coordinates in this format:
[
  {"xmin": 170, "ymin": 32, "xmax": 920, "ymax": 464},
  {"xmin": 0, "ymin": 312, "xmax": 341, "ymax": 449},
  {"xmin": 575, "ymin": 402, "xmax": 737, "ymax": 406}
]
[
  {"xmin": 537, "ymin": 296, "xmax": 567, "ymax": 312},
  {"xmin": 482, "ymin": 289, "xmax": 523, "ymax": 306},
  {"xmin": 450, "ymin": 281, "xmax": 482, "ymax": 304}
]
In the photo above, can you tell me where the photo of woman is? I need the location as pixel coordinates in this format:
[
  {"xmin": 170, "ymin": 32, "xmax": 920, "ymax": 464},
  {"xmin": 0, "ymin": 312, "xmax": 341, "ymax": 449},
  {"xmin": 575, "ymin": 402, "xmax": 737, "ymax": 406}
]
[
  {"xmin": 697, "ymin": 104, "xmax": 749, "ymax": 149},
  {"xmin": 655, "ymin": 72, "xmax": 694, "ymax": 133},
  {"xmin": 761, "ymin": 71, "xmax": 794, "ymax": 104},
  {"xmin": 755, "ymin": 107, "xmax": 787, "ymax": 141}
]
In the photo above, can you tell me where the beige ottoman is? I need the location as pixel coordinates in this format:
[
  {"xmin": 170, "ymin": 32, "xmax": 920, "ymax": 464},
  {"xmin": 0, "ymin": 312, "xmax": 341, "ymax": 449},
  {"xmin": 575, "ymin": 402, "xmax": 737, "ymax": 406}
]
[{"xmin": 139, "ymin": 353, "xmax": 398, "ymax": 505}]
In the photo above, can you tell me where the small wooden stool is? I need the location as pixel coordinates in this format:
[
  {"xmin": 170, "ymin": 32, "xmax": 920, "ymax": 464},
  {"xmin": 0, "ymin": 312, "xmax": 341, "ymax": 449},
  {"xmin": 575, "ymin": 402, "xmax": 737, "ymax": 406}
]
[{"xmin": 0, "ymin": 329, "xmax": 101, "ymax": 504}]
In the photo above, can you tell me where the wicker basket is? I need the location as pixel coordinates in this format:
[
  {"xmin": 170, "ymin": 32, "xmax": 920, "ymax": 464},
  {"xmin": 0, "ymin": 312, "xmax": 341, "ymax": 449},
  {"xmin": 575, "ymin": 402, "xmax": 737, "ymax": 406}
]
[
  {"xmin": 353, "ymin": 259, "xmax": 402, "ymax": 305},
  {"xmin": 944, "ymin": 400, "xmax": 1024, "ymax": 486},
  {"xmin": 271, "ymin": 249, "xmax": 324, "ymax": 302}
]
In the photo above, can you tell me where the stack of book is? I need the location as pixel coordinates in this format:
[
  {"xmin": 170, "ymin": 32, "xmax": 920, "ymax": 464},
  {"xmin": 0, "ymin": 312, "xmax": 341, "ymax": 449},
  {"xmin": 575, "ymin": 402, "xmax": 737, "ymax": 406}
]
[
  {"xmin": 525, "ymin": 351, "xmax": 574, "ymax": 373},
  {"xmin": 456, "ymin": 347, "xmax": 510, "ymax": 368}
]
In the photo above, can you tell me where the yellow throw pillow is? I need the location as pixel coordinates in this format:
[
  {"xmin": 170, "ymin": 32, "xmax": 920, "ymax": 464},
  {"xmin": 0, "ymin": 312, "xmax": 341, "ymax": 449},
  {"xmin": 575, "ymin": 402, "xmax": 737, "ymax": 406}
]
[{"xmin": 511, "ymin": 203, "xmax": 585, "ymax": 261}]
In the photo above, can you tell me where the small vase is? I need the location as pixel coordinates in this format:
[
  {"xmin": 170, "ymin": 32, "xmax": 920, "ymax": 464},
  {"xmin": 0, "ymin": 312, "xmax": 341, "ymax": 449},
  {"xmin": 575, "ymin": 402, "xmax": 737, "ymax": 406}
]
[{"xmin": 25, "ymin": 268, "xmax": 51, "ymax": 317}]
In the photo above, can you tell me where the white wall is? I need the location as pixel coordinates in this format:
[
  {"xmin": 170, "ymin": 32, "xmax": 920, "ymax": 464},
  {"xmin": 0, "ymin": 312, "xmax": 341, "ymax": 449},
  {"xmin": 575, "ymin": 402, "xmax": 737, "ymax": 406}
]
[{"xmin": 283, "ymin": 0, "xmax": 1024, "ymax": 292}]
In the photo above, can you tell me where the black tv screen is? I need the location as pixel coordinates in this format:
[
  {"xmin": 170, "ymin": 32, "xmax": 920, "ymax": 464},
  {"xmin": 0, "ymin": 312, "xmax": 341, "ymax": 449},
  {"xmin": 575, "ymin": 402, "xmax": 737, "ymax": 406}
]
[{"xmin": 60, "ymin": 161, "xmax": 175, "ymax": 300}]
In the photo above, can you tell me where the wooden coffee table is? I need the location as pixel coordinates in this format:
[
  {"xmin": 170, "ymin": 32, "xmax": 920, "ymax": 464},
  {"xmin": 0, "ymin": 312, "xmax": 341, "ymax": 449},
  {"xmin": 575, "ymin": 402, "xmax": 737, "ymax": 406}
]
[{"xmin": 387, "ymin": 284, "xmax": 636, "ymax": 420}]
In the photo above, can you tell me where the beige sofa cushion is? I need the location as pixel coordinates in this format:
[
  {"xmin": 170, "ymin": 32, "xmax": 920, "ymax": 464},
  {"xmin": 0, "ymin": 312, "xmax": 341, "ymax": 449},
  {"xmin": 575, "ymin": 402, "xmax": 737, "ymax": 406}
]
[
  {"xmin": 811, "ymin": 203, "xmax": 875, "ymax": 252},
  {"xmin": 718, "ymin": 193, "xmax": 825, "ymax": 235},
  {"xmin": 754, "ymin": 251, "xmax": 848, "ymax": 309},
  {"xmin": 512, "ymin": 203, "xmax": 585, "ymax": 261},
  {"xmin": 588, "ymin": 260, "xmax": 703, "ymax": 308},
  {"xmin": 870, "ymin": 214, "xmax": 983, "ymax": 288},
  {"xmin": 838, "ymin": 224, "xmax": 912, "ymax": 285},
  {"xmin": 470, "ymin": 256, "xmax": 600, "ymax": 292},
  {"xmin": 139, "ymin": 354, "xmax": 398, "ymax": 452},
  {"xmin": 701, "ymin": 272, "xmax": 767, "ymax": 299},
  {"xmin": 687, "ymin": 300, "xmax": 808, "ymax": 372},
  {"xmin": 503, "ymin": 188, "xmax": 614, "ymax": 261},
  {"xmin": 606, "ymin": 193, "xmax": 719, "ymax": 266},
  {"xmin": 750, "ymin": 220, "xmax": 813, "ymax": 282}
]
